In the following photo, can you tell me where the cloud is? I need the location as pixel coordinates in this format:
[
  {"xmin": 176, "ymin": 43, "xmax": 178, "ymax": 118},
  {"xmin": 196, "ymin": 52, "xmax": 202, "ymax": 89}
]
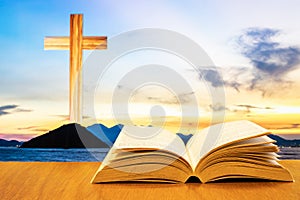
[
  {"xmin": 15, "ymin": 108, "xmax": 33, "ymax": 113},
  {"xmin": 200, "ymin": 69, "xmax": 223, "ymax": 87},
  {"xmin": 177, "ymin": 92, "xmax": 195, "ymax": 104},
  {"xmin": 52, "ymin": 114, "xmax": 69, "ymax": 120},
  {"xmin": 17, "ymin": 126, "xmax": 49, "ymax": 133},
  {"xmin": 199, "ymin": 68, "xmax": 244, "ymax": 92},
  {"xmin": 146, "ymin": 92, "xmax": 195, "ymax": 104},
  {"xmin": 0, "ymin": 133, "xmax": 38, "ymax": 141},
  {"xmin": 237, "ymin": 27, "xmax": 300, "ymax": 93},
  {"xmin": 117, "ymin": 84, "xmax": 195, "ymax": 105},
  {"xmin": 0, "ymin": 104, "xmax": 33, "ymax": 116},
  {"xmin": 209, "ymin": 103, "xmax": 227, "ymax": 112},
  {"xmin": 0, "ymin": 105, "xmax": 18, "ymax": 116},
  {"xmin": 273, "ymin": 123, "xmax": 300, "ymax": 130},
  {"xmin": 196, "ymin": 28, "xmax": 300, "ymax": 97},
  {"xmin": 32, "ymin": 128, "xmax": 49, "ymax": 132},
  {"xmin": 17, "ymin": 126, "xmax": 38, "ymax": 130},
  {"xmin": 235, "ymin": 104, "xmax": 273, "ymax": 109},
  {"xmin": 233, "ymin": 104, "xmax": 273, "ymax": 113},
  {"xmin": 263, "ymin": 123, "xmax": 300, "ymax": 130}
]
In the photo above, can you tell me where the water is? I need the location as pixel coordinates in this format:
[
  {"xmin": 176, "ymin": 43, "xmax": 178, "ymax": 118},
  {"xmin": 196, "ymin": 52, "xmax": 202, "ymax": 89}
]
[
  {"xmin": 0, "ymin": 147, "xmax": 109, "ymax": 162},
  {"xmin": 0, "ymin": 147, "xmax": 299, "ymax": 161},
  {"xmin": 277, "ymin": 147, "xmax": 300, "ymax": 160}
]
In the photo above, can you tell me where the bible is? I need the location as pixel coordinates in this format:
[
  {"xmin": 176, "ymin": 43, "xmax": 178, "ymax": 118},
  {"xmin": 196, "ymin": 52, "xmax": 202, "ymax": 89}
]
[{"xmin": 91, "ymin": 120, "xmax": 293, "ymax": 183}]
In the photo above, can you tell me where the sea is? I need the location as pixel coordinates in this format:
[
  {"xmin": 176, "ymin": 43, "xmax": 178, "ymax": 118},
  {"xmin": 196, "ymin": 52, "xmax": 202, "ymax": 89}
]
[
  {"xmin": 0, "ymin": 147, "xmax": 299, "ymax": 161},
  {"xmin": 0, "ymin": 147, "xmax": 109, "ymax": 162}
]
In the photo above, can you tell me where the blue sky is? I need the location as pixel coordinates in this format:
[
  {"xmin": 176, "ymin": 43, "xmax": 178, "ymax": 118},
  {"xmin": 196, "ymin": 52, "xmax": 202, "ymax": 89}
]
[{"xmin": 1, "ymin": 0, "xmax": 300, "ymax": 140}]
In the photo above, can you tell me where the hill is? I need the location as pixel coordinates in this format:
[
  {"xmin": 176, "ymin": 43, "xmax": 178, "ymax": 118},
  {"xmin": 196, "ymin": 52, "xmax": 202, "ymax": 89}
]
[
  {"xmin": 87, "ymin": 124, "xmax": 123, "ymax": 146},
  {"xmin": 269, "ymin": 134, "xmax": 300, "ymax": 147},
  {"xmin": 20, "ymin": 123, "xmax": 109, "ymax": 148},
  {"xmin": 176, "ymin": 133, "xmax": 193, "ymax": 144},
  {"xmin": 18, "ymin": 123, "xmax": 300, "ymax": 149},
  {"xmin": 0, "ymin": 139, "xmax": 21, "ymax": 147},
  {"xmin": 176, "ymin": 133, "xmax": 300, "ymax": 147}
]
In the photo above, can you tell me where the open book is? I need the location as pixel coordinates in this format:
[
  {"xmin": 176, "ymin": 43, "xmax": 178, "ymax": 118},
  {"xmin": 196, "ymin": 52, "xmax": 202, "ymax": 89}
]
[{"xmin": 91, "ymin": 120, "xmax": 293, "ymax": 183}]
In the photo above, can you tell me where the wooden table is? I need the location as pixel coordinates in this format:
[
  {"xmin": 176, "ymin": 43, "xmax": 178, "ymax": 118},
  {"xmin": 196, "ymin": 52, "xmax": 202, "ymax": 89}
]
[{"xmin": 0, "ymin": 161, "xmax": 299, "ymax": 200}]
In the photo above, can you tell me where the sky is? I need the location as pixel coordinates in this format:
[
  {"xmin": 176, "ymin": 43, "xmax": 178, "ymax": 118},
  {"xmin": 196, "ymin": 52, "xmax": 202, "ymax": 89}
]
[{"xmin": 1, "ymin": 0, "xmax": 300, "ymax": 141}]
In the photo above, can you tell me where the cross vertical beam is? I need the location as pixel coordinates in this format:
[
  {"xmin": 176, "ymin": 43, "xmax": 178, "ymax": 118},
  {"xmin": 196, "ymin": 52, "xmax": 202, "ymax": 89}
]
[{"xmin": 70, "ymin": 14, "xmax": 83, "ymax": 123}]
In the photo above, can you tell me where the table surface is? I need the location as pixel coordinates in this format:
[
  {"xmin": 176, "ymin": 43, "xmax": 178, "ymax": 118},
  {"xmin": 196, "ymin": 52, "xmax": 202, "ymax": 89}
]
[{"xmin": 0, "ymin": 160, "xmax": 299, "ymax": 200}]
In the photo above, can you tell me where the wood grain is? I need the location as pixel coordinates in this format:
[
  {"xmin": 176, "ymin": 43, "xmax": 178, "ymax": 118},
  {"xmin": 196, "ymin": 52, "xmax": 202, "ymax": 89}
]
[
  {"xmin": 0, "ymin": 161, "xmax": 299, "ymax": 200},
  {"xmin": 44, "ymin": 36, "xmax": 107, "ymax": 50},
  {"xmin": 69, "ymin": 14, "xmax": 83, "ymax": 123}
]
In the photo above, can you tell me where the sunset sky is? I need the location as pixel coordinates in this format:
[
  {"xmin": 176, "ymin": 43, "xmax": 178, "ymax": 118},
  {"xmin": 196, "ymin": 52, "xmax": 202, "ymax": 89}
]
[{"xmin": 1, "ymin": 0, "xmax": 300, "ymax": 141}]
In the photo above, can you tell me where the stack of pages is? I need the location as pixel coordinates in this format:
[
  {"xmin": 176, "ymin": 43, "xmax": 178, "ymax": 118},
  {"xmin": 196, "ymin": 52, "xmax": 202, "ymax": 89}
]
[{"xmin": 92, "ymin": 120, "xmax": 293, "ymax": 183}]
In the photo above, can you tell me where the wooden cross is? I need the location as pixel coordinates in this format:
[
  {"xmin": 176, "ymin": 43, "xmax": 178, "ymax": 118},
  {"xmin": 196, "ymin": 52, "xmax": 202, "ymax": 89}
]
[{"xmin": 44, "ymin": 14, "xmax": 107, "ymax": 123}]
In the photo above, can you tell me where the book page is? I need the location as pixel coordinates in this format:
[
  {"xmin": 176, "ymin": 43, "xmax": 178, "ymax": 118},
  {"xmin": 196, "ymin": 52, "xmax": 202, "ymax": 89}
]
[
  {"xmin": 100, "ymin": 125, "xmax": 190, "ymax": 170},
  {"xmin": 186, "ymin": 120, "xmax": 270, "ymax": 169}
]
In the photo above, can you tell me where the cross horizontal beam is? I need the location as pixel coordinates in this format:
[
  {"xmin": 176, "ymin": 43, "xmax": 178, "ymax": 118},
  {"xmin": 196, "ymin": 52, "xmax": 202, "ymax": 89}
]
[{"xmin": 44, "ymin": 36, "xmax": 107, "ymax": 50}]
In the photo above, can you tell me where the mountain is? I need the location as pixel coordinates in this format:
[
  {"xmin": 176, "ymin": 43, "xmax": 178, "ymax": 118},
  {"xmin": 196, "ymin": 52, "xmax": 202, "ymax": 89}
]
[
  {"xmin": 176, "ymin": 133, "xmax": 193, "ymax": 144},
  {"xmin": 0, "ymin": 139, "xmax": 21, "ymax": 147},
  {"xmin": 87, "ymin": 124, "xmax": 123, "ymax": 146},
  {"xmin": 269, "ymin": 134, "xmax": 300, "ymax": 147},
  {"xmin": 18, "ymin": 123, "xmax": 300, "ymax": 149},
  {"xmin": 175, "ymin": 133, "xmax": 300, "ymax": 147},
  {"xmin": 20, "ymin": 123, "xmax": 109, "ymax": 148}
]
